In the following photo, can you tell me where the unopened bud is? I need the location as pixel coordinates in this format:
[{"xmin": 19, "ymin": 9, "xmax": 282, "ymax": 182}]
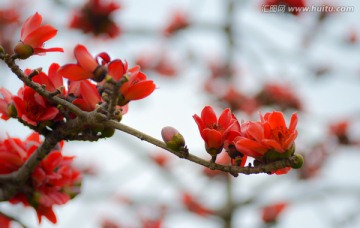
[
  {"xmin": 101, "ymin": 127, "xmax": 115, "ymax": 138},
  {"xmin": 161, "ymin": 126, "xmax": 185, "ymax": 151},
  {"xmin": 14, "ymin": 41, "xmax": 34, "ymax": 59},
  {"xmin": 290, "ymin": 153, "xmax": 304, "ymax": 169}
]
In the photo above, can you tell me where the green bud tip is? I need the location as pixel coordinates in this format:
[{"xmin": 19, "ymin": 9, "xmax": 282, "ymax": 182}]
[
  {"xmin": 290, "ymin": 153, "xmax": 304, "ymax": 169},
  {"xmin": 161, "ymin": 126, "xmax": 185, "ymax": 151}
]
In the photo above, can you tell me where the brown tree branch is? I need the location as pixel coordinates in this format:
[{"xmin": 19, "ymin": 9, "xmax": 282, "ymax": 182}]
[
  {"xmin": 2, "ymin": 54, "xmax": 85, "ymax": 118},
  {"xmin": 104, "ymin": 120, "xmax": 302, "ymax": 176}
]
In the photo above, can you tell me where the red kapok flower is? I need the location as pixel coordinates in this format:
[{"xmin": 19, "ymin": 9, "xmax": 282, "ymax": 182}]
[
  {"xmin": 193, "ymin": 106, "xmax": 239, "ymax": 158},
  {"xmin": 58, "ymin": 44, "xmax": 109, "ymax": 82},
  {"xmin": 235, "ymin": 111, "xmax": 297, "ymax": 158},
  {"xmin": 117, "ymin": 66, "xmax": 156, "ymax": 105},
  {"xmin": 69, "ymin": 0, "xmax": 121, "ymax": 38},
  {"xmin": 12, "ymin": 86, "xmax": 59, "ymax": 126},
  {"xmin": 14, "ymin": 12, "xmax": 63, "ymax": 59},
  {"xmin": 1, "ymin": 133, "xmax": 82, "ymax": 224},
  {"xmin": 262, "ymin": 202, "xmax": 288, "ymax": 224}
]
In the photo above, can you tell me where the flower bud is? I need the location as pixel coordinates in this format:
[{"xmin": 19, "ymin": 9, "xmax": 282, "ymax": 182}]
[
  {"xmin": 0, "ymin": 45, "xmax": 4, "ymax": 54},
  {"xmin": 290, "ymin": 153, "xmax": 304, "ymax": 169},
  {"xmin": 161, "ymin": 126, "xmax": 185, "ymax": 151},
  {"xmin": 101, "ymin": 127, "xmax": 115, "ymax": 138},
  {"xmin": 14, "ymin": 41, "xmax": 34, "ymax": 59}
]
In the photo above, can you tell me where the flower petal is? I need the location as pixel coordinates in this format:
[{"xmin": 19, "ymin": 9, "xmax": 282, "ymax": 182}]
[
  {"xmin": 108, "ymin": 60, "xmax": 125, "ymax": 81},
  {"xmin": 21, "ymin": 12, "xmax": 42, "ymax": 40},
  {"xmin": 74, "ymin": 44, "xmax": 98, "ymax": 72},
  {"xmin": 201, "ymin": 106, "xmax": 217, "ymax": 127},
  {"xmin": 267, "ymin": 111, "xmax": 286, "ymax": 129},
  {"xmin": 23, "ymin": 25, "xmax": 57, "ymax": 48},
  {"xmin": 58, "ymin": 64, "xmax": 94, "ymax": 81},
  {"xmin": 235, "ymin": 138, "xmax": 268, "ymax": 157},
  {"xmin": 121, "ymin": 80, "xmax": 155, "ymax": 101},
  {"xmin": 202, "ymin": 129, "xmax": 223, "ymax": 149}
]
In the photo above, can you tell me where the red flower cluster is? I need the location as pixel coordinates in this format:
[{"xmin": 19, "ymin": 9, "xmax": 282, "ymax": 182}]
[
  {"xmin": 69, "ymin": 0, "xmax": 121, "ymax": 38},
  {"xmin": 14, "ymin": 12, "xmax": 63, "ymax": 59},
  {"xmin": 194, "ymin": 107, "xmax": 298, "ymax": 174},
  {"xmin": 59, "ymin": 44, "xmax": 156, "ymax": 106},
  {"xmin": 0, "ymin": 133, "xmax": 81, "ymax": 224}
]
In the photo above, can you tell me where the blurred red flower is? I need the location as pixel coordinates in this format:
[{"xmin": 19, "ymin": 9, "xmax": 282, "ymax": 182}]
[
  {"xmin": 261, "ymin": 202, "xmax": 288, "ymax": 223},
  {"xmin": 0, "ymin": 133, "xmax": 81, "ymax": 224},
  {"xmin": 0, "ymin": 88, "xmax": 15, "ymax": 120},
  {"xmin": 182, "ymin": 192, "xmax": 213, "ymax": 217},
  {"xmin": 0, "ymin": 6, "xmax": 21, "ymax": 53},
  {"xmin": 256, "ymin": 83, "xmax": 302, "ymax": 111},
  {"xmin": 69, "ymin": 0, "xmax": 121, "ymax": 38},
  {"xmin": 328, "ymin": 120, "xmax": 351, "ymax": 145},
  {"xmin": 164, "ymin": 10, "xmax": 189, "ymax": 36}
]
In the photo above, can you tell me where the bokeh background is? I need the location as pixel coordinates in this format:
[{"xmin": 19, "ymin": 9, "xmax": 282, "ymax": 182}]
[{"xmin": 1, "ymin": 0, "xmax": 360, "ymax": 227}]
